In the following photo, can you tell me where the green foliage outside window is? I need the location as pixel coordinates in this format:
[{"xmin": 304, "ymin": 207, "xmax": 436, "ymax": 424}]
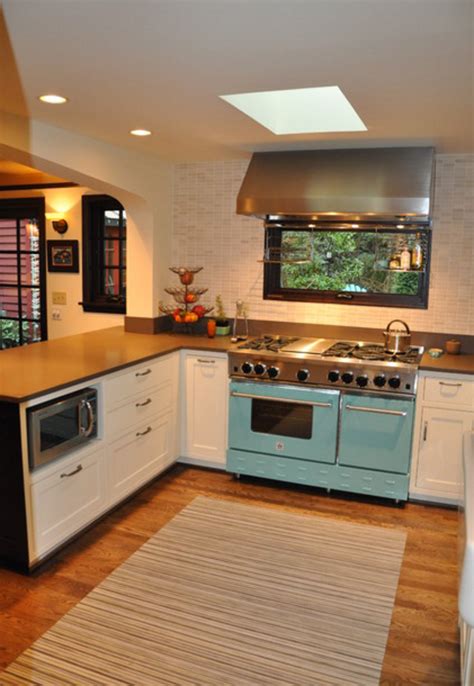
[{"xmin": 280, "ymin": 231, "xmax": 419, "ymax": 296}]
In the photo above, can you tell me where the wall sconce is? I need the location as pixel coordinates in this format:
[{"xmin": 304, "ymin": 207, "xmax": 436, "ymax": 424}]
[{"xmin": 45, "ymin": 212, "xmax": 69, "ymax": 234}]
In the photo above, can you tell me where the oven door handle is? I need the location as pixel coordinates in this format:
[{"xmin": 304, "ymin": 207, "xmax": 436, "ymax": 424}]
[
  {"xmin": 345, "ymin": 404, "xmax": 407, "ymax": 417},
  {"xmin": 230, "ymin": 391, "xmax": 332, "ymax": 408}
]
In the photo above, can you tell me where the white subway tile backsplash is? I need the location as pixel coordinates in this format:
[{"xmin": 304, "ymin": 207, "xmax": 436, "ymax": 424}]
[{"xmin": 172, "ymin": 154, "xmax": 474, "ymax": 334}]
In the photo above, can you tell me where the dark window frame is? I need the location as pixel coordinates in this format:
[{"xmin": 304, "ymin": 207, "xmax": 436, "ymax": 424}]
[
  {"xmin": 0, "ymin": 197, "xmax": 47, "ymax": 346},
  {"xmin": 81, "ymin": 194, "xmax": 126, "ymax": 314},
  {"xmin": 263, "ymin": 224, "xmax": 431, "ymax": 309}
]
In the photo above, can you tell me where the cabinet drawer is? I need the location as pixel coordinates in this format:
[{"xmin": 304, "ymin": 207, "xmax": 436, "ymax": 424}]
[
  {"xmin": 30, "ymin": 446, "xmax": 105, "ymax": 560},
  {"xmin": 105, "ymin": 383, "xmax": 173, "ymax": 440},
  {"xmin": 104, "ymin": 356, "xmax": 172, "ymax": 409},
  {"xmin": 423, "ymin": 376, "xmax": 474, "ymax": 408},
  {"xmin": 107, "ymin": 413, "xmax": 175, "ymax": 506}
]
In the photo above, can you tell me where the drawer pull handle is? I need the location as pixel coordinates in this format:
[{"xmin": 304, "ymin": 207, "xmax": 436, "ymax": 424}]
[
  {"xmin": 423, "ymin": 421, "xmax": 428, "ymax": 441},
  {"xmin": 60, "ymin": 464, "xmax": 83, "ymax": 479},
  {"xmin": 135, "ymin": 369, "xmax": 152, "ymax": 377},
  {"xmin": 439, "ymin": 381, "xmax": 462, "ymax": 388},
  {"xmin": 136, "ymin": 426, "xmax": 152, "ymax": 437},
  {"xmin": 198, "ymin": 358, "xmax": 215, "ymax": 364},
  {"xmin": 231, "ymin": 391, "xmax": 332, "ymax": 408},
  {"xmin": 136, "ymin": 398, "xmax": 152, "ymax": 407},
  {"xmin": 345, "ymin": 404, "xmax": 407, "ymax": 417}
]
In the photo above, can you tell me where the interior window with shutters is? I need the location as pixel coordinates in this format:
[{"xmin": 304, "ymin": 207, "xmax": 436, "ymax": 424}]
[
  {"xmin": 263, "ymin": 224, "xmax": 431, "ymax": 309},
  {"xmin": 82, "ymin": 195, "xmax": 126, "ymax": 314}
]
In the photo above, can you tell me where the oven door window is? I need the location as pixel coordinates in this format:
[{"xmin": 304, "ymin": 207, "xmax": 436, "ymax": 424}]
[
  {"xmin": 251, "ymin": 398, "xmax": 313, "ymax": 439},
  {"xmin": 39, "ymin": 407, "xmax": 80, "ymax": 452}
]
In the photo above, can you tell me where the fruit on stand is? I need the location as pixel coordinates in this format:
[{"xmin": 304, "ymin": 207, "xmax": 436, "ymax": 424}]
[{"xmin": 159, "ymin": 266, "xmax": 213, "ymax": 331}]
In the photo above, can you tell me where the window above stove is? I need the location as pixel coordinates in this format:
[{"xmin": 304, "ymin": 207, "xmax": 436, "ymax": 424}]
[{"xmin": 263, "ymin": 224, "xmax": 431, "ymax": 309}]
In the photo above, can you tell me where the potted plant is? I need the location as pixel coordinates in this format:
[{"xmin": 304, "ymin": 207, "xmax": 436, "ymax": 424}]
[{"xmin": 215, "ymin": 295, "xmax": 230, "ymax": 336}]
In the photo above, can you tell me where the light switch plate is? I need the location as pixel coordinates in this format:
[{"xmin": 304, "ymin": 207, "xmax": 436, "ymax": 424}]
[{"xmin": 52, "ymin": 291, "xmax": 67, "ymax": 305}]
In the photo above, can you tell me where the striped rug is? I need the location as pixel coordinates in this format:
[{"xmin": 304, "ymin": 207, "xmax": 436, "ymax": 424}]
[{"xmin": 3, "ymin": 497, "xmax": 406, "ymax": 685}]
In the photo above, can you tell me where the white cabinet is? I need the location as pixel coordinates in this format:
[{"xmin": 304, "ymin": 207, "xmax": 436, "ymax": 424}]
[
  {"xmin": 410, "ymin": 371, "xmax": 474, "ymax": 504},
  {"xmin": 104, "ymin": 351, "xmax": 179, "ymax": 505},
  {"xmin": 107, "ymin": 413, "xmax": 175, "ymax": 506},
  {"xmin": 180, "ymin": 352, "xmax": 228, "ymax": 466},
  {"xmin": 26, "ymin": 351, "xmax": 180, "ymax": 564},
  {"xmin": 29, "ymin": 442, "xmax": 105, "ymax": 561}
]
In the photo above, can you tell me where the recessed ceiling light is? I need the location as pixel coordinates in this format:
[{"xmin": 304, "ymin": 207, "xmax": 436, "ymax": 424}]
[
  {"xmin": 129, "ymin": 129, "xmax": 152, "ymax": 137},
  {"xmin": 219, "ymin": 86, "xmax": 367, "ymax": 135},
  {"xmin": 38, "ymin": 94, "xmax": 68, "ymax": 104}
]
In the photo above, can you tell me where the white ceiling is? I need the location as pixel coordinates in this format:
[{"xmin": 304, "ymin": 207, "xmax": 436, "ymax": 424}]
[{"xmin": 1, "ymin": 0, "xmax": 473, "ymax": 162}]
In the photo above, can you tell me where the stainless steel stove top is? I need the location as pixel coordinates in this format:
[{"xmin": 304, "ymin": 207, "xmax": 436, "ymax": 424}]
[{"xmin": 229, "ymin": 335, "xmax": 423, "ymax": 395}]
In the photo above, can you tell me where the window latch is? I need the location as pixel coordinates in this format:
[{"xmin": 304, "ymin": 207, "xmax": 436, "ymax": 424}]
[{"xmin": 336, "ymin": 293, "xmax": 353, "ymax": 300}]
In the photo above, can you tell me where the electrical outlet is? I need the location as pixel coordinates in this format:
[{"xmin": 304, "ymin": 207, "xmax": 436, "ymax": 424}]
[
  {"xmin": 52, "ymin": 309, "xmax": 61, "ymax": 320},
  {"xmin": 52, "ymin": 291, "xmax": 67, "ymax": 305}
]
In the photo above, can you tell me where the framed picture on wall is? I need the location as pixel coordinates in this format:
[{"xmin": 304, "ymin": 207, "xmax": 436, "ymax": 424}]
[{"xmin": 47, "ymin": 240, "xmax": 79, "ymax": 273}]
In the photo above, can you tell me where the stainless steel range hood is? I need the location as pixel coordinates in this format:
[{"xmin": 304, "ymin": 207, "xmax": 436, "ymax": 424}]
[{"xmin": 237, "ymin": 147, "xmax": 435, "ymax": 223}]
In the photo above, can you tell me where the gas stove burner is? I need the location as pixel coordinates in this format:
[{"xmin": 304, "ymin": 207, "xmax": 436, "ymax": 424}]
[
  {"xmin": 322, "ymin": 341, "xmax": 356, "ymax": 357},
  {"xmin": 351, "ymin": 344, "xmax": 421, "ymax": 363},
  {"xmin": 237, "ymin": 335, "xmax": 299, "ymax": 352},
  {"xmin": 352, "ymin": 344, "xmax": 387, "ymax": 361}
]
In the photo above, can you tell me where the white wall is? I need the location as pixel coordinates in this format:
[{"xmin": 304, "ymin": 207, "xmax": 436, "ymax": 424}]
[
  {"xmin": 0, "ymin": 111, "xmax": 173, "ymax": 322},
  {"xmin": 172, "ymin": 154, "xmax": 474, "ymax": 335},
  {"xmin": 0, "ymin": 186, "xmax": 124, "ymax": 338}
]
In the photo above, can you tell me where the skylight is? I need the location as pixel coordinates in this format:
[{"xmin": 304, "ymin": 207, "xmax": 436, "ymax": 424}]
[{"xmin": 219, "ymin": 86, "xmax": 367, "ymax": 135}]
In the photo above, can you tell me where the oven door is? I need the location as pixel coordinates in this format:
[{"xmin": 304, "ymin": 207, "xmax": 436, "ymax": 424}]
[
  {"xmin": 229, "ymin": 380, "xmax": 339, "ymax": 463},
  {"xmin": 338, "ymin": 393, "xmax": 415, "ymax": 474}
]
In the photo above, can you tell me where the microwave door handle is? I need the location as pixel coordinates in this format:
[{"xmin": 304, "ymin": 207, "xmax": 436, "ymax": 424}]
[{"xmin": 80, "ymin": 400, "xmax": 95, "ymax": 437}]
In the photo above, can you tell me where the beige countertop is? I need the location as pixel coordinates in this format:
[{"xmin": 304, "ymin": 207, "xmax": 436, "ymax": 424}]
[
  {"xmin": 420, "ymin": 351, "xmax": 474, "ymax": 375},
  {"xmin": 0, "ymin": 327, "xmax": 232, "ymax": 403},
  {"xmin": 2, "ymin": 326, "xmax": 474, "ymax": 403}
]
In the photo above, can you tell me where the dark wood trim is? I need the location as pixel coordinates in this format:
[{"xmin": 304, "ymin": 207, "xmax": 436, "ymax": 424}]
[
  {"xmin": 0, "ymin": 402, "xmax": 29, "ymax": 571},
  {"xmin": 82, "ymin": 195, "xmax": 126, "ymax": 315},
  {"xmin": 124, "ymin": 315, "xmax": 171, "ymax": 334},
  {"xmin": 0, "ymin": 182, "xmax": 77, "ymax": 191}
]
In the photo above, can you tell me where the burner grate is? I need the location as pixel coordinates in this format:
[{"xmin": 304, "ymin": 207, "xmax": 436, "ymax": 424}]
[{"xmin": 237, "ymin": 335, "xmax": 299, "ymax": 352}]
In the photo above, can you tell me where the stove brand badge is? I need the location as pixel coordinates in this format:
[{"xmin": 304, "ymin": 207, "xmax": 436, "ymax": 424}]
[{"xmin": 276, "ymin": 441, "xmax": 285, "ymax": 451}]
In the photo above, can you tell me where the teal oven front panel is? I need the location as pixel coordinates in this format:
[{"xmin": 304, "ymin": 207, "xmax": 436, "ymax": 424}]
[
  {"xmin": 228, "ymin": 380, "xmax": 339, "ymax": 464},
  {"xmin": 338, "ymin": 393, "xmax": 415, "ymax": 474}
]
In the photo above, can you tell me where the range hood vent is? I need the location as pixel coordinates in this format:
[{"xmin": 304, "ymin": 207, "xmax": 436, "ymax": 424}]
[{"xmin": 237, "ymin": 147, "xmax": 434, "ymax": 223}]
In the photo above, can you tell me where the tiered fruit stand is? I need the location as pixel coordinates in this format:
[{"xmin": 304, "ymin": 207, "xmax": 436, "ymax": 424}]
[{"xmin": 159, "ymin": 267, "xmax": 213, "ymax": 332}]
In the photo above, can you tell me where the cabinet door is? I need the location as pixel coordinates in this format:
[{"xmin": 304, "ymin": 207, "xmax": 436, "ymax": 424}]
[
  {"xmin": 183, "ymin": 354, "xmax": 228, "ymax": 464},
  {"xmin": 415, "ymin": 406, "xmax": 472, "ymax": 498},
  {"xmin": 107, "ymin": 414, "xmax": 174, "ymax": 506},
  {"xmin": 30, "ymin": 446, "xmax": 105, "ymax": 561}
]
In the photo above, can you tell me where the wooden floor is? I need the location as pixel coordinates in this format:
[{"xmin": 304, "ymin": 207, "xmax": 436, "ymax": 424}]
[{"xmin": 0, "ymin": 465, "xmax": 460, "ymax": 685}]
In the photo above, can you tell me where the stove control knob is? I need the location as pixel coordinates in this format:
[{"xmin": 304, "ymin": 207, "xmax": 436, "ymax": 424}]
[
  {"xmin": 388, "ymin": 376, "xmax": 401, "ymax": 389},
  {"xmin": 341, "ymin": 372, "xmax": 354, "ymax": 384},
  {"xmin": 374, "ymin": 374, "xmax": 386, "ymax": 387},
  {"xmin": 297, "ymin": 369, "xmax": 310, "ymax": 382},
  {"xmin": 356, "ymin": 375, "xmax": 368, "ymax": 388},
  {"xmin": 327, "ymin": 370, "xmax": 339, "ymax": 383},
  {"xmin": 254, "ymin": 363, "xmax": 266, "ymax": 376},
  {"xmin": 267, "ymin": 366, "xmax": 280, "ymax": 379},
  {"xmin": 241, "ymin": 362, "xmax": 253, "ymax": 375}
]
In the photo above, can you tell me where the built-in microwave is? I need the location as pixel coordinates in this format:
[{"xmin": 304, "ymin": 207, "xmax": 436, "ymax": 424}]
[{"xmin": 28, "ymin": 387, "xmax": 98, "ymax": 470}]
